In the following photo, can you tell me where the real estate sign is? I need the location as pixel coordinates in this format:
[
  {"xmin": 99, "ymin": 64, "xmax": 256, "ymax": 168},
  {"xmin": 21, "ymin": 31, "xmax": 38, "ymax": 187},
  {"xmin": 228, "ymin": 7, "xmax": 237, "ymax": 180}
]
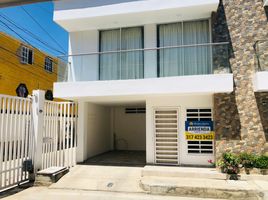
[{"xmin": 185, "ymin": 121, "xmax": 214, "ymax": 140}]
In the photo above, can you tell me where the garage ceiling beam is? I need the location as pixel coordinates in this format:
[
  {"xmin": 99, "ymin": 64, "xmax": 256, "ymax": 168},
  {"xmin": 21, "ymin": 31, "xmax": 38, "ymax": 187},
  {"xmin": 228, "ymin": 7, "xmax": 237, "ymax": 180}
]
[{"xmin": 0, "ymin": 0, "xmax": 55, "ymax": 8}]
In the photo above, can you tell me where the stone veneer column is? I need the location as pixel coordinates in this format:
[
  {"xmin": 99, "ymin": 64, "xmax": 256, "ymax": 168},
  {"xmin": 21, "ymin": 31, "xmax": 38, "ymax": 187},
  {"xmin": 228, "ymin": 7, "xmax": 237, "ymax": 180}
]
[{"xmin": 212, "ymin": 0, "xmax": 267, "ymax": 159}]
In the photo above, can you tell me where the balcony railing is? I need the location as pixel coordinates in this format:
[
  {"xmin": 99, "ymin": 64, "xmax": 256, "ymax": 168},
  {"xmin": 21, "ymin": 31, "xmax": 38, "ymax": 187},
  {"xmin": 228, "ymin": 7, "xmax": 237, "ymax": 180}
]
[
  {"xmin": 254, "ymin": 40, "xmax": 268, "ymax": 71},
  {"xmin": 58, "ymin": 42, "xmax": 230, "ymax": 82}
]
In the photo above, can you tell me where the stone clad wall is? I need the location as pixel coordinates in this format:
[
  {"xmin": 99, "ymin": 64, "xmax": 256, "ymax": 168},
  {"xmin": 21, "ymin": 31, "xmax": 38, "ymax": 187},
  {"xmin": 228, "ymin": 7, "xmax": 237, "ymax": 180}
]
[
  {"xmin": 212, "ymin": 0, "xmax": 268, "ymax": 159},
  {"xmin": 256, "ymin": 92, "xmax": 268, "ymax": 140}
]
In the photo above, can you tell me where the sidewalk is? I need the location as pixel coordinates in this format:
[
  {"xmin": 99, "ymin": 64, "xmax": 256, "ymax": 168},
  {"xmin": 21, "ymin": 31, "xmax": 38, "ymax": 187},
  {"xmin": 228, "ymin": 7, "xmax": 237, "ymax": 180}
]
[{"xmin": 1, "ymin": 165, "xmax": 268, "ymax": 200}]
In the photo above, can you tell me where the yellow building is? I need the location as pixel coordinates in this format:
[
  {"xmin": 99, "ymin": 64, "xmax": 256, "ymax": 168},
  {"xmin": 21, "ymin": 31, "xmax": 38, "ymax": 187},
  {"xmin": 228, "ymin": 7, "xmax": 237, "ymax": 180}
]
[{"xmin": 0, "ymin": 31, "xmax": 61, "ymax": 97}]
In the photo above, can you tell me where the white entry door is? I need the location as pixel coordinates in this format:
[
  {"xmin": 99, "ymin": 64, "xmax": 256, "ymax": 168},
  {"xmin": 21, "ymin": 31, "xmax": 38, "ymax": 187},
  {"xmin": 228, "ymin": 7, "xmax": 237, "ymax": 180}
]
[{"xmin": 154, "ymin": 108, "xmax": 179, "ymax": 165}]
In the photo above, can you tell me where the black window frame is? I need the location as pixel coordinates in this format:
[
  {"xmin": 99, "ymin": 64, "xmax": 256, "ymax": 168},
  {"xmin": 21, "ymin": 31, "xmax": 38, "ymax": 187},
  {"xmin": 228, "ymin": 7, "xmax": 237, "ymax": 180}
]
[
  {"xmin": 44, "ymin": 56, "xmax": 53, "ymax": 73},
  {"xmin": 20, "ymin": 45, "xmax": 34, "ymax": 65}
]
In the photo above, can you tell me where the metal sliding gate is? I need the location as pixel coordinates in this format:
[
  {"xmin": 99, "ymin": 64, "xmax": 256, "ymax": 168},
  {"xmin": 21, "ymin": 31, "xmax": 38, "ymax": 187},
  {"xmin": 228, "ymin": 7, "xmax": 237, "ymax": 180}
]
[
  {"xmin": 0, "ymin": 95, "xmax": 33, "ymax": 191},
  {"xmin": 0, "ymin": 94, "xmax": 78, "ymax": 192}
]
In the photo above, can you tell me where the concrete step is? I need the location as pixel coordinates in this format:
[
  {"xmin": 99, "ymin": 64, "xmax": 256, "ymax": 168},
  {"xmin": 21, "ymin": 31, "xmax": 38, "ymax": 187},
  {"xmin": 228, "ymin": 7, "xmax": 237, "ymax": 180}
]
[
  {"xmin": 142, "ymin": 166, "xmax": 226, "ymax": 180},
  {"xmin": 35, "ymin": 167, "xmax": 69, "ymax": 186},
  {"xmin": 140, "ymin": 176, "xmax": 264, "ymax": 200}
]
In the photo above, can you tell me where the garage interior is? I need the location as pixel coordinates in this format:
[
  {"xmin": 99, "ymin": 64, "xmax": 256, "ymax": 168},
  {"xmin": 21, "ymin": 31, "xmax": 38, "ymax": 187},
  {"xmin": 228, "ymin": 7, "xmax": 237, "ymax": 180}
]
[{"xmin": 82, "ymin": 102, "xmax": 146, "ymax": 167}]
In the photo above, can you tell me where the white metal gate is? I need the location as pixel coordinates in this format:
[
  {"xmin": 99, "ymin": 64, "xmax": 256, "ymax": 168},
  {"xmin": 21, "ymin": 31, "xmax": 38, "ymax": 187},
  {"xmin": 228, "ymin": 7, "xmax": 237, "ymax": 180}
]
[
  {"xmin": 0, "ymin": 95, "xmax": 34, "ymax": 191},
  {"xmin": 0, "ymin": 92, "xmax": 79, "ymax": 191},
  {"xmin": 42, "ymin": 101, "xmax": 78, "ymax": 169},
  {"xmin": 154, "ymin": 108, "xmax": 179, "ymax": 165}
]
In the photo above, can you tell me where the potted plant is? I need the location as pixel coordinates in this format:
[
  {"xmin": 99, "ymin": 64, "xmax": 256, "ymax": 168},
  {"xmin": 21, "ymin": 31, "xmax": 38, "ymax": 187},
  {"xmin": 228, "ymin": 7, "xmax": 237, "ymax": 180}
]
[
  {"xmin": 221, "ymin": 153, "xmax": 241, "ymax": 180},
  {"xmin": 255, "ymin": 155, "xmax": 268, "ymax": 175}
]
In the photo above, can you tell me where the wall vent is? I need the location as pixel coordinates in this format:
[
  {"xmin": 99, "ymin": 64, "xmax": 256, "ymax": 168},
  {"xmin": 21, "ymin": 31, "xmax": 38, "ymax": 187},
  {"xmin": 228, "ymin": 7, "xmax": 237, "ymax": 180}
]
[{"xmin": 125, "ymin": 107, "xmax": 146, "ymax": 114}]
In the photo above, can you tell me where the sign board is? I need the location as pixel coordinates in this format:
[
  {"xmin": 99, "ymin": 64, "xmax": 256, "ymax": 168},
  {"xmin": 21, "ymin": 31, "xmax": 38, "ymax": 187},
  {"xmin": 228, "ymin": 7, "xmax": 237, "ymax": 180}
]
[{"xmin": 185, "ymin": 121, "xmax": 214, "ymax": 140}]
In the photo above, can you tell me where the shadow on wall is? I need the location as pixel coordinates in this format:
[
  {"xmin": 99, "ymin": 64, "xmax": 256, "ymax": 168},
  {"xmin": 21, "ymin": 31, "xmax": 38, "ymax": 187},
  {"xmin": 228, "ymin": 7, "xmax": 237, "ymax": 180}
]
[
  {"xmin": 255, "ymin": 92, "xmax": 268, "ymax": 142},
  {"xmin": 212, "ymin": 0, "xmax": 241, "ymax": 140},
  {"xmin": 265, "ymin": 6, "xmax": 268, "ymax": 21},
  {"xmin": 55, "ymin": 0, "xmax": 144, "ymax": 11},
  {"xmin": 214, "ymin": 92, "xmax": 241, "ymax": 140},
  {"xmin": 211, "ymin": 0, "xmax": 234, "ymax": 72}
]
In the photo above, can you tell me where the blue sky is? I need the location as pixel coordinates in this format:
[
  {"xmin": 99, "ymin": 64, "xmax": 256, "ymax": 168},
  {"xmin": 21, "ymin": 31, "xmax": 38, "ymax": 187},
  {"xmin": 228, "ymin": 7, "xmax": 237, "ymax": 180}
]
[{"xmin": 0, "ymin": 2, "xmax": 68, "ymax": 57}]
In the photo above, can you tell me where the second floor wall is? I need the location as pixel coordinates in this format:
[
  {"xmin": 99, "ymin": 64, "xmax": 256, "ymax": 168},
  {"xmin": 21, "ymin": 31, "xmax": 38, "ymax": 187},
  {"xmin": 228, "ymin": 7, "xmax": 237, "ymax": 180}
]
[{"xmin": 53, "ymin": 0, "xmax": 233, "ymax": 82}]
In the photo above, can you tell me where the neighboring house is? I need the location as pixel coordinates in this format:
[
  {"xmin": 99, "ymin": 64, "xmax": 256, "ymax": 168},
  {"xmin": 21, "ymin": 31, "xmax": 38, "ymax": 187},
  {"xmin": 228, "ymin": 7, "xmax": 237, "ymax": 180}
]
[
  {"xmin": 53, "ymin": 0, "xmax": 268, "ymax": 166},
  {"xmin": 0, "ymin": 31, "xmax": 61, "ymax": 98}
]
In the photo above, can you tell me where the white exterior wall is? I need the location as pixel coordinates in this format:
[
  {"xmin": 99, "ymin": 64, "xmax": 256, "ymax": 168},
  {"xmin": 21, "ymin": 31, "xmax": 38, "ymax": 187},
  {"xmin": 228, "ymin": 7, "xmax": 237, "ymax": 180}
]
[
  {"xmin": 144, "ymin": 24, "xmax": 157, "ymax": 78},
  {"xmin": 54, "ymin": 0, "xmax": 219, "ymax": 32},
  {"xmin": 253, "ymin": 71, "xmax": 268, "ymax": 92},
  {"xmin": 113, "ymin": 107, "xmax": 146, "ymax": 151},
  {"xmin": 86, "ymin": 103, "xmax": 112, "ymax": 158},
  {"xmin": 146, "ymin": 94, "xmax": 214, "ymax": 165},
  {"xmin": 76, "ymin": 101, "xmax": 88, "ymax": 162},
  {"xmin": 69, "ymin": 30, "xmax": 99, "ymax": 81}
]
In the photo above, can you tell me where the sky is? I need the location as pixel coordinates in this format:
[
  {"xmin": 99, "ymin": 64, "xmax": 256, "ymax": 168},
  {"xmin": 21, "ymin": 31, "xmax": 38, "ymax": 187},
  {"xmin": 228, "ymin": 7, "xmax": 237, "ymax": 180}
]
[{"xmin": 0, "ymin": 2, "xmax": 68, "ymax": 57}]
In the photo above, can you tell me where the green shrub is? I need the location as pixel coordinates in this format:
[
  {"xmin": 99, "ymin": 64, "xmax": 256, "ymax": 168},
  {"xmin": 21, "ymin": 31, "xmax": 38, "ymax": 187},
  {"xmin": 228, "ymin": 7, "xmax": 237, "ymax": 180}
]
[
  {"xmin": 221, "ymin": 153, "xmax": 240, "ymax": 174},
  {"xmin": 239, "ymin": 153, "xmax": 256, "ymax": 168},
  {"xmin": 255, "ymin": 155, "xmax": 268, "ymax": 169}
]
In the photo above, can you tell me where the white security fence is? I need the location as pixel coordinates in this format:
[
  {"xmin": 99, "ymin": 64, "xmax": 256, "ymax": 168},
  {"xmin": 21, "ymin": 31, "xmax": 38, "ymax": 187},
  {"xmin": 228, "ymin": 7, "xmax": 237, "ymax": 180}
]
[
  {"xmin": 42, "ymin": 101, "xmax": 77, "ymax": 169},
  {"xmin": 0, "ymin": 91, "xmax": 78, "ymax": 192},
  {"xmin": 0, "ymin": 95, "xmax": 33, "ymax": 191}
]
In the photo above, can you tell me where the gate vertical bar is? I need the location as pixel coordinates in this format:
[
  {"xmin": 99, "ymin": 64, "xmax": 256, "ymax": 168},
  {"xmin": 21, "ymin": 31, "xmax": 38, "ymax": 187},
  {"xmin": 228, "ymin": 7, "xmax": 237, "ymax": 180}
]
[
  {"xmin": 12, "ymin": 99, "xmax": 18, "ymax": 184},
  {"xmin": 0, "ymin": 97, "xmax": 4, "ymax": 188},
  {"xmin": 8, "ymin": 98, "xmax": 14, "ymax": 186},
  {"xmin": 3, "ymin": 98, "xmax": 10, "ymax": 188}
]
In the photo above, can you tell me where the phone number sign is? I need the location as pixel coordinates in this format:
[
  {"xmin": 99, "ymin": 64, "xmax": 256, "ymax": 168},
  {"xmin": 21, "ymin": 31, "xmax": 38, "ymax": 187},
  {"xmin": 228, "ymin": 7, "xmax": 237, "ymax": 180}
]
[{"xmin": 185, "ymin": 121, "xmax": 214, "ymax": 140}]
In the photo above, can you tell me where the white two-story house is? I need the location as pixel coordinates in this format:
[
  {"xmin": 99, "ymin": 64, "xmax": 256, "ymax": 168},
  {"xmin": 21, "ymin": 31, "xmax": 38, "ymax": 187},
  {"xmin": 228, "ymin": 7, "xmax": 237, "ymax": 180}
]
[{"xmin": 53, "ymin": 0, "xmax": 233, "ymax": 166}]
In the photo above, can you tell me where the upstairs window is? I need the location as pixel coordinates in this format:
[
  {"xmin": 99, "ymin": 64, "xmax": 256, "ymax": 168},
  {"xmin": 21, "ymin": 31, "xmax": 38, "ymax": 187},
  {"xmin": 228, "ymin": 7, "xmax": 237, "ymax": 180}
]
[
  {"xmin": 158, "ymin": 20, "xmax": 211, "ymax": 77},
  {"xmin": 44, "ymin": 57, "xmax": 53, "ymax": 73},
  {"xmin": 99, "ymin": 27, "xmax": 144, "ymax": 80},
  {"xmin": 20, "ymin": 45, "xmax": 33, "ymax": 65}
]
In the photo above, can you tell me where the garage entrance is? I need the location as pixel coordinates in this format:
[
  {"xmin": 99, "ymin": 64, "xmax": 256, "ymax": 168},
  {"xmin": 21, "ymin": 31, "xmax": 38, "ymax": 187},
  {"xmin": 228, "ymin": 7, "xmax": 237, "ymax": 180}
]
[
  {"xmin": 83, "ymin": 151, "xmax": 146, "ymax": 166},
  {"xmin": 83, "ymin": 103, "xmax": 146, "ymax": 167}
]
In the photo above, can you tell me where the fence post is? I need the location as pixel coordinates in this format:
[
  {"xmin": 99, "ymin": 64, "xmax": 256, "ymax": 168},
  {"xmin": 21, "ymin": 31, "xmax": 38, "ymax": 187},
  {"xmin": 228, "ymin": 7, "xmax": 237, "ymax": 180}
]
[{"xmin": 32, "ymin": 90, "xmax": 45, "ymax": 172}]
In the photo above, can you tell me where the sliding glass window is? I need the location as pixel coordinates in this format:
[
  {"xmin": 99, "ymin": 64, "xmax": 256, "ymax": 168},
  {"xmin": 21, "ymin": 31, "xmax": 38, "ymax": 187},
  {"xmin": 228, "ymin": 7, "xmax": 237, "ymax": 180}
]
[
  {"xmin": 158, "ymin": 20, "xmax": 211, "ymax": 77},
  {"xmin": 99, "ymin": 27, "xmax": 144, "ymax": 80}
]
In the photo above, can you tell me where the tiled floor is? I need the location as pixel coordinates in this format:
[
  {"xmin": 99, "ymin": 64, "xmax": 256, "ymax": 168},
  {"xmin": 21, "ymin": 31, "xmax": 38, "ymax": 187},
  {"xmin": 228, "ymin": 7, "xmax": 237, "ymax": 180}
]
[{"xmin": 82, "ymin": 150, "xmax": 146, "ymax": 167}]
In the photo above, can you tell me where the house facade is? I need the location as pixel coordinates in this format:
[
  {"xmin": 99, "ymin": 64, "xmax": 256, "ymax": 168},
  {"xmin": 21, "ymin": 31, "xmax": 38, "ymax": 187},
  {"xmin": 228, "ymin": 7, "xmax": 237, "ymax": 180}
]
[
  {"xmin": 0, "ymin": 31, "xmax": 63, "ymax": 98},
  {"xmin": 53, "ymin": 0, "xmax": 268, "ymax": 166}
]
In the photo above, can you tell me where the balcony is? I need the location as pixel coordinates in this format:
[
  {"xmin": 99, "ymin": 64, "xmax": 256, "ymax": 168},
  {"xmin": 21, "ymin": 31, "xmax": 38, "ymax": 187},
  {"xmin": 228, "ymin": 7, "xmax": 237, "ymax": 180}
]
[
  {"xmin": 254, "ymin": 40, "xmax": 268, "ymax": 92},
  {"xmin": 54, "ymin": 42, "xmax": 233, "ymax": 100}
]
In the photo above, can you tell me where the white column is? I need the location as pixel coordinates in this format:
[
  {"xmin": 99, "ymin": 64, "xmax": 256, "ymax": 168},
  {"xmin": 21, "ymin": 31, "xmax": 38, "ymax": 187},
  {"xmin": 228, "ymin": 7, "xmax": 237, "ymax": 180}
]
[
  {"xmin": 144, "ymin": 24, "xmax": 157, "ymax": 78},
  {"xmin": 76, "ymin": 101, "xmax": 88, "ymax": 163},
  {"xmin": 146, "ymin": 100, "xmax": 155, "ymax": 164},
  {"xmin": 32, "ymin": 90, "xmax": 45, "ymax": 172}
]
